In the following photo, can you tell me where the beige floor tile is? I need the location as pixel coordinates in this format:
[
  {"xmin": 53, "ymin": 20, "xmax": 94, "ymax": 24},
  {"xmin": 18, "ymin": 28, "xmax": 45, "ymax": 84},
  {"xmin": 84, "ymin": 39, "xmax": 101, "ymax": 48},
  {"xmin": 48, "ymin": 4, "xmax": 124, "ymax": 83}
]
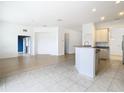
[
  {"xmin": 72, "ymin": 76, "xmax": 94, "ymax": 88},
  {"xmin": 114, "ymin": 72, "xmax": 124, "ymax": 80},
  {"xmin": 57, "ymin": 78, "xmax": 76, "ymax": 88},
  {"xmin": 66, "ymin": 84, "xmax": 87, "ymax": 92},
  {"xmin": 45, "ymin": 83, "xmax": 67, "ymax": 92},
  {"xmin": 86, "ymin": 84, "xmax": 108, "ymax": 92},
  {"xmin": 93, "ymin": 78, "xmax": 112, "ymax": 89},
  {"xmin": 0, "ymin": 54, "xmax": 124, "ymax": 92},
  {"xmin": 108, "ymin": 79, "xmax": 124, "ymax": 92}
]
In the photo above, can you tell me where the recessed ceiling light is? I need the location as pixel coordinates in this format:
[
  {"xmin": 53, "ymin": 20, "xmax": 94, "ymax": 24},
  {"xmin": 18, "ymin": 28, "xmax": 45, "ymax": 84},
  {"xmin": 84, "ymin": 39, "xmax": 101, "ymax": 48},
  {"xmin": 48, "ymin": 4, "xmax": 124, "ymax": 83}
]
[
  {"xmin": 92, "ymin": 8, "xmax": 96, "ymax": 12},
  {"xmin": 119, "ymin": 12, "xmax": 124, "ymax": 16},
  {"xmin": 101, "ymin": 16, "xmax": 105, "ymax": 21},
  {"xmin": 115, "ymin": 0, "xmax": 120, "ymax": 4}
]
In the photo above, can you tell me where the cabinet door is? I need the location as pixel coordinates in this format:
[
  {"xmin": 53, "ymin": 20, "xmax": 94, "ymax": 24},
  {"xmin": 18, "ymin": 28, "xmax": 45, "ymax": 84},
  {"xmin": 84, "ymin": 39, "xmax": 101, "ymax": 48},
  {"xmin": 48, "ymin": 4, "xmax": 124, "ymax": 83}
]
[
  {"xmin": 96, "ymin": 29, "xmax": 109, "ymax": 42},
  {"xmin": 100, "ymin": 49, "xmax": 109, "ymax": 59},
  {"xmin": 96, "ymin": 31, "xmax": 101, "ymax": 42}
]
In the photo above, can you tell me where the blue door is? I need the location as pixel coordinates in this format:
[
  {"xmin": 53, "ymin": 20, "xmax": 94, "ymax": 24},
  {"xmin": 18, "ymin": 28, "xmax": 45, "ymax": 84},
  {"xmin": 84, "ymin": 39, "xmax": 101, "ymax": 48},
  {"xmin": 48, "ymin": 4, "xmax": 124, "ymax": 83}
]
[{"xmin": 18, "ymin": 36, "xmax": 23, "ymax": 52}]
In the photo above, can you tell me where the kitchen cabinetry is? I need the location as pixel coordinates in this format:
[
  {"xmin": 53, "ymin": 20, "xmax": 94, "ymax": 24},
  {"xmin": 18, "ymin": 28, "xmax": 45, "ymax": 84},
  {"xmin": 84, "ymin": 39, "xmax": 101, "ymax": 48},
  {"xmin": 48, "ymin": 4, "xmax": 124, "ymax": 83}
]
[
  {"xmin": 75, "ymin": 47, "xmax": 97, "ymax": 78},
  {"xmin": 95, "ymin": 49, "xmax": 100, "ymax": 74},
  {"xmin": 99, "ymin": 49, "xmax": 109, "ymax": 59},
  {"xmin": 96, "ymin": 29, "xmax": 109, "ymax": 42},
  {"xmin": 82, "ymin": 23, "xmax": 95, "ymax": 47}
]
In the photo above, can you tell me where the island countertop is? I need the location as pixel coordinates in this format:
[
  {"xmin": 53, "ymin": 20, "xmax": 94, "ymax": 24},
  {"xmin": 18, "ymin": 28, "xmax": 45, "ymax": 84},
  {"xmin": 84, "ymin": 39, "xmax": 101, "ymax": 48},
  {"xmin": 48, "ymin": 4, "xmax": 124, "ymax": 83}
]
[{"xmin": 74, "ymin": 45, "xmax": 109, "ymax": 49}]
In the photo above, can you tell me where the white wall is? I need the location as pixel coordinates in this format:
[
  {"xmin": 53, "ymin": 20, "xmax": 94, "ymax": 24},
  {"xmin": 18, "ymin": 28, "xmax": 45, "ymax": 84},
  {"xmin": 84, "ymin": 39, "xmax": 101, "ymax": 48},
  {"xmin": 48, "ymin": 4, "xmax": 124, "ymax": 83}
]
[
  {"xmin": 34, "ymin": 27, "xmax": 81, "ymax": 55},
  {"xmin": 0, "ymin": 22, "xmax": 18, "ymax": 58},
  {"xmin": 110, "ymin": 28, "xmax": 124, "ymax": 56},
  {"xmin": 0, "ymin": 22, "xmax": 81, "ymax": 58},
  {"xmin": 96, "ymin": 19, "xmax": 124, "ymax": 29},
  {"xmin": 34, "ymin": 27, "xmax": 64, "ymax": 56},
  {"xmin": 0, "ymin": 22, "xmax": 34, "ymax": 59},
  {"xmin": 19, "ymin": 25, "xmax": 32, "ymax": 36},
  {"xmin": 64, "ymin": 28, "xmax": 82, "ymax": 54},
  {"xmin": 35, "ymin": 30, "xmax": 58, "ymax": 55},
  {"xmin": 96, "ymin": 19, "xmax": 124, "ymax": 56}
]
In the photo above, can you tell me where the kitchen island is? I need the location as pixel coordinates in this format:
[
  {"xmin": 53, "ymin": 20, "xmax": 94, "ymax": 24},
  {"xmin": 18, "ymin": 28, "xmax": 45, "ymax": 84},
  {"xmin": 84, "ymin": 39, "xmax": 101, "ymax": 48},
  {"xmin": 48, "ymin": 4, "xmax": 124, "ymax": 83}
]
[{"xmin": 75, "ymin": 47, "xmax": 99, "ymax": 78}]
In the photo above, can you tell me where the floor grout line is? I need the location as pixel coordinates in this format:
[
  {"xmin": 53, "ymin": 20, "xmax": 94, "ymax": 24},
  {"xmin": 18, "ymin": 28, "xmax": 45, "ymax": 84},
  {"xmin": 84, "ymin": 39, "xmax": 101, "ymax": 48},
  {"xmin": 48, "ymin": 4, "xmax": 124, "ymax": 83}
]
[
  {"xmin": 0, "ymin": 55, "xmax": 123, "ymax": 92},
  {"xmin": 106, "ymin": 64, "xmax": 121, "ymax": 92}
]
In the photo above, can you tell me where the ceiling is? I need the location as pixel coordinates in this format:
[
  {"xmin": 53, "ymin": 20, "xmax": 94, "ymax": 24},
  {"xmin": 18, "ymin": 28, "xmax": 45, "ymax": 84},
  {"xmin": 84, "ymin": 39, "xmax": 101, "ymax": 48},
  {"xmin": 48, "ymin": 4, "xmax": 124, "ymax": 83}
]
[{"xmin": 0, "ymin": 1, "xmax": 124, "ymax": 30}]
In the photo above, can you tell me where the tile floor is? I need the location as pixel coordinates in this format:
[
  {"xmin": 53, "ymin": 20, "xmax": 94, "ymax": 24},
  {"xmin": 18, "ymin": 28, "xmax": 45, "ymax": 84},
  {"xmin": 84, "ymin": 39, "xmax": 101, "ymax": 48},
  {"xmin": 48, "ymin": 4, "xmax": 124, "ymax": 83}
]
[{"xmin": 0, "ymin": 54, "xmax": 124, "ymax": 92}]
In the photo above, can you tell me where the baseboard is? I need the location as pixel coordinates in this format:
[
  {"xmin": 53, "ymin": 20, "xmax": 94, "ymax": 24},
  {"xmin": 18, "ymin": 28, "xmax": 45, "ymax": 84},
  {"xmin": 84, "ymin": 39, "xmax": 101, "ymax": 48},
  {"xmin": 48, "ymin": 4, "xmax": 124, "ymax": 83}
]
[
  {"xmin": 0, "ymin": 53, "xmax": 18, "ymax": 59},
  {"xmin": 65, "ymin": 53, "xmax": 75, "ymax": 55},
  {"xmin": 0, "ymin": 56, "xmax": 18, "ymax": 60},
  {"xmin": 110, "ymin": 54, "xmax": 122, "ymax": 60}
]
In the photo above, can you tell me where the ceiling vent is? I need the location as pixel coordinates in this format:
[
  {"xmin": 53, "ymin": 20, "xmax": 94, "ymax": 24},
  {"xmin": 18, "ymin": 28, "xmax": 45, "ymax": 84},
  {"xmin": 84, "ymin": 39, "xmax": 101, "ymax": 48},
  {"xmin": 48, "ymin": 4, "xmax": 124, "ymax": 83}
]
[
  {"xmin": 23, "ymin": 29, "xmax": 28, "ymax": 32},
  {"xmin": 114, "ymin": 18, "xmax": 121, "ymax": 21}
]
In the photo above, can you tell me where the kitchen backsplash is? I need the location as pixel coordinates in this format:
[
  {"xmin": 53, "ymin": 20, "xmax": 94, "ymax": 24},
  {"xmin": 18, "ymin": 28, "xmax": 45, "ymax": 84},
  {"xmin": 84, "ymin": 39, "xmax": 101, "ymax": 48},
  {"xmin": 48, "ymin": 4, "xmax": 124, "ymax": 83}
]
[{"xmin": 95, "ymin": 42, "xmax": 109, "ymax": 47}]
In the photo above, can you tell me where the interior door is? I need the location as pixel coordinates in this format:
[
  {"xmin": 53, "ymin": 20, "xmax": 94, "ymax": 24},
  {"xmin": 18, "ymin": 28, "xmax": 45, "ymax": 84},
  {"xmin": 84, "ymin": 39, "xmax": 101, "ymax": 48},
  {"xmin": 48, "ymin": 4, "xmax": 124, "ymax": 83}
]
[{"xmin": 64, "ymin": 33, "xmax": 69, "ymax": 54}]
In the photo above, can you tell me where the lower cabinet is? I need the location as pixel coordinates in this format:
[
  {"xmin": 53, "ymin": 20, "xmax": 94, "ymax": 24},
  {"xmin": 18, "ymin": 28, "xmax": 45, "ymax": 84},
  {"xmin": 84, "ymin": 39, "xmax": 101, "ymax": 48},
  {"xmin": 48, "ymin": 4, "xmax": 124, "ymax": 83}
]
[
  {"xmin": 95, "ymin": 49, "xmax": 100, "ymax": 75},
  {"xmin": 99, "ymin": 49, "xmax": 109, "ymax": 59}
]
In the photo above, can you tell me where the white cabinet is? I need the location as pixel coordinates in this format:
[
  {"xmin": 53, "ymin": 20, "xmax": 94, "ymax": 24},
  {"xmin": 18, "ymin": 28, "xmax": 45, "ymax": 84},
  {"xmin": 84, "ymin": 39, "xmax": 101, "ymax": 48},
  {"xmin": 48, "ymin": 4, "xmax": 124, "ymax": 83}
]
[
  {"xmin": 75, "ymin": 47, "xmax": 96, "ymax": 78},
  {"xmin": 82, "ymin": 23, "xmax": 95, "ymax": 46},
  {"xmin": 96, "ymin": 29, "xmax": 109, "ymax": 42}
]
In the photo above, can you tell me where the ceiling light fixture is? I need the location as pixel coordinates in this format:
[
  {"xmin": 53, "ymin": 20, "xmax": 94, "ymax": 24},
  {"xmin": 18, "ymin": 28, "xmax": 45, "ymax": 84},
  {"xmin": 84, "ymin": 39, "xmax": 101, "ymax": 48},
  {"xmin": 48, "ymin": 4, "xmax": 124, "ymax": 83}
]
[
  {"xmin": 115, "ymin": 0, "xmax": 120, "ymax": 4},
  {"xmin": 119, "ymin": 12, "xmax": 124, "ymax": 16},
  {"xmin": 57, "ymin": 19, "xmax": 63, "ymax": 21},
  {"xmin": 92, "ymin": 8, "xmax": 96, "ymax": 12},
  {"xmin": 42, "ymin": 25, "xmax": 47, "ymax": 27},
  {"xmin": 101, "ymin": 16, "xmax": 105, "ymax": 21}
]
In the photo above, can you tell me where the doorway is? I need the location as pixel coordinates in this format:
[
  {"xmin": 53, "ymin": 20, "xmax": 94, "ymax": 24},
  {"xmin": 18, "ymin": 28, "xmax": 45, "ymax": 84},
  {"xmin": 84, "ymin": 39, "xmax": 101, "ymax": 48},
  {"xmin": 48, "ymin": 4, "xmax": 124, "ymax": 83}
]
[
  {"xmin": 18, "ymin": 35, "xmax": 31, "ymax": 55},
  {"xmin": 64, "ymin": 33, "xmax": 69, "ymax": 55}
]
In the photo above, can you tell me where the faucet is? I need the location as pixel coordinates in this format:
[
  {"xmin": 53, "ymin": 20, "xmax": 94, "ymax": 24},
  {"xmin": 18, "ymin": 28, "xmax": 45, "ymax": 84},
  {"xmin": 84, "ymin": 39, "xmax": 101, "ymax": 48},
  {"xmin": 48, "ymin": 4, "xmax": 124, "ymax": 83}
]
[{"xmin": 84, "ymin": 41, "xmax": 90, "ymax": 46}]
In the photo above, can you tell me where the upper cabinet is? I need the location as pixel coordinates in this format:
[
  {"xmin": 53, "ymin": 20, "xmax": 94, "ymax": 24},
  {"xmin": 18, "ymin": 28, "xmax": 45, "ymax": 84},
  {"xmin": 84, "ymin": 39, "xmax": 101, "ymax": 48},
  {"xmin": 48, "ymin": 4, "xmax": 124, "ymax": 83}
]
[
  {"xmin": 82, "ymin": 23, "xmax": 96, "ymax": 47},
  {"xmin": 95, "ymin": 29, "xmax": 109, "ymax": 42}
]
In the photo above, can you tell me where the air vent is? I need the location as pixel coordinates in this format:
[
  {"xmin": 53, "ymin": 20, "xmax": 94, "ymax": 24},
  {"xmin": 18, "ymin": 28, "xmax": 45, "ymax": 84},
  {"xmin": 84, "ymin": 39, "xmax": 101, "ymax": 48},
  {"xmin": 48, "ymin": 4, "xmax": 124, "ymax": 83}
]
[
  {"xmin": 23, "ymin": 29, "xmax": 28, "ymax": 32},
  {"xmin": 114, "ymin": 18, "xmax": 120, "ymax": 21}
]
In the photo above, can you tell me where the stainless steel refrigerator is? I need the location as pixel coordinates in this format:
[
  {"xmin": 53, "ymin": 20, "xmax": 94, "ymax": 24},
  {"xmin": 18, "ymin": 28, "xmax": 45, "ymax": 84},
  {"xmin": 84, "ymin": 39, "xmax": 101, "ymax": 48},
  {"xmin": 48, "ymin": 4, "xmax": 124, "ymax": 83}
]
[{"xmin": 122, "ymin": 35, "xmax": 124, "ymax": 64}]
